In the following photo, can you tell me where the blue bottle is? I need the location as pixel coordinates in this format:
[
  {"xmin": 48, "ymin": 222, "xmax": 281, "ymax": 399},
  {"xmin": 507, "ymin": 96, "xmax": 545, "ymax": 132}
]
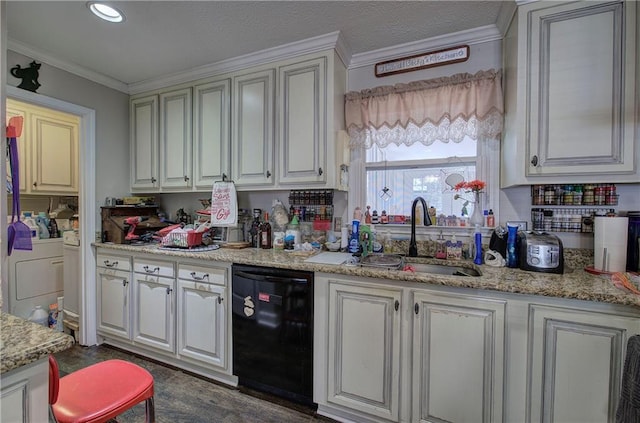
[
  {"xmin": 348, "ymin": 220, "xmax": 360, "ymax": 253},
  {"xmin": 506, "ymin": 224, "xmax": 519, "ymax": 268},
  {"xmin": 474, "ymin": 226, "xmax": 483, "ymax": 265}
]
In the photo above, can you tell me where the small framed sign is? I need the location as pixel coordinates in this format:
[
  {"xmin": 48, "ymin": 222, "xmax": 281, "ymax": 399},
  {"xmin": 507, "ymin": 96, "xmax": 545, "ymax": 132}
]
[{"xmin": 375, "ymin": 45, "xmax": 470, "ymax": 77}]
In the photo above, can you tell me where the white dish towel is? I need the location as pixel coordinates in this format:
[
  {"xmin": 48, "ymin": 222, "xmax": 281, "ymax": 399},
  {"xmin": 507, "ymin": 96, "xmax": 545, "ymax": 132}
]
[{"xmin": 210, "ymin": 181, "xmax": 238, "ymax": 226}]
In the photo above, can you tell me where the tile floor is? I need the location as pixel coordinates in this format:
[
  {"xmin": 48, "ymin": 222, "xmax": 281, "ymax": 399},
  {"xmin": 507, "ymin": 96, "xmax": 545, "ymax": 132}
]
[{"xmin": 53, "ymin": 344, "xmax": 335, "ymax": 423}]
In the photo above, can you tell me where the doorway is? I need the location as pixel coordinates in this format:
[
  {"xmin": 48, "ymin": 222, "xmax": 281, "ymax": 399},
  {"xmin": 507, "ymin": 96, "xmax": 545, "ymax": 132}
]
[{"xmin": 5, "ymin": 85, "xmax": 97, "ymax": 345}]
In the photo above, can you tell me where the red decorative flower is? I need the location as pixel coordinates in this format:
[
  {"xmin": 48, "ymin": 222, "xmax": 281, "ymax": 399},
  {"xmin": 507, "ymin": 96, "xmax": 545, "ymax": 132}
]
[{"xmin": 453, "ymin": 179, "xmax": 486, "ymax": 194}]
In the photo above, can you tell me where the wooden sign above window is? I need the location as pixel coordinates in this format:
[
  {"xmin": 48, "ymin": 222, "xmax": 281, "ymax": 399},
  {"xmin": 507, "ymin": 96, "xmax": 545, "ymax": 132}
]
[{"xmin": 375, "ymin": 45, "xmax": 470, "ymax": 77}]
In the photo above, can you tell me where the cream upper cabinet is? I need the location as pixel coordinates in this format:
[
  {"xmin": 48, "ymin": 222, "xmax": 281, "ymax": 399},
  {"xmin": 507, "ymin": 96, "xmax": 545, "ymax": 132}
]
[
  {"xmin": 278, "ymin": 56, "xmax": 327, "ymax": 185},
  {"xmin": 7, "ymin": 98, "xmax": 79, "ymax": 195},
  {"xmin": 231, "ymin": 68, "xmax": 276, "ymax": 187},
  {"xmin": 527, "ymin": 304, "xmax": 640, "ymax": 423},
  {"xmin": 277, "ymin": 52, "xmax": 345, "ymax": 189},
  {"xmin": 412, "ymin": 291, "xmax": 505, "ymax": 423},
  {"xmin": 130, "ymin": 95, "xmax": 159, "ymax": 191},
  {"xmin": 160, "ymin": 88, "xmax": 193, "ymax": 190},
  {"xmin": 193, "ymin": 79, "xmax": 231, "ymax": 189},
  {"xmin": 501, "ymin": 0, "xmax": 638, "ymax": 187}
]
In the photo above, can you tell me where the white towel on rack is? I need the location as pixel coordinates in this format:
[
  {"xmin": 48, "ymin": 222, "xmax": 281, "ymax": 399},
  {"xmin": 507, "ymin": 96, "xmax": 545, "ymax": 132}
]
[{"xmin": 210, "ymin": 181, "xmax": 237, "ymax": 226}]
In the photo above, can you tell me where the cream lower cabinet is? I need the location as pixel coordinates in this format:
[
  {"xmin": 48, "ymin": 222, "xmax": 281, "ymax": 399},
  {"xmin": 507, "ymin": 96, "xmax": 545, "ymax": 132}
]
[
  {"xmin": 96, "ymin": 253, "xmax": 132, "ymax": 340},
  {"xmin": 96, "ymin": 249, "xmax": 233, "ymax": 382},
  {"xmin": 325, "ymin": 279, "xmax": 402, "ymax": 421},
  {"xmin": 411, "ymin": 291, "xmax": 505, "ymax": 423},
  {"xmin": 176, "ymin": 263, "xmax": 228, "ymax": 371},
  {"xmin": 132, "ymin": 258, "xmax": 176, "ymax": 353},
  {"xmin": 527, "ymin": 304, "xmax": 640, "ymax": 423}
]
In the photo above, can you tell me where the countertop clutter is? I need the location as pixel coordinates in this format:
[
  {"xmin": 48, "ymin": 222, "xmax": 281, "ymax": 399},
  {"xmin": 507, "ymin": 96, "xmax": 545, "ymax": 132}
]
[
  {"xmin": 1, "ymin": 312, "xmax": 75, "ymax": 373},
  {"xmin": 94, "ymin": 242, "xmax": 640, "ymax": 309}
]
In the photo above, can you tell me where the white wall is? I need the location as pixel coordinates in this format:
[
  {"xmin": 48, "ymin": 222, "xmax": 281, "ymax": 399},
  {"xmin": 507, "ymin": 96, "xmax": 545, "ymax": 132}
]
[
  {"xmin": 6, "ymin": 51, "xmax": 130, "ymax": 210},
  {"xmin": 347, "ymin": 40, "xmax": 502, "ymax": 91}
]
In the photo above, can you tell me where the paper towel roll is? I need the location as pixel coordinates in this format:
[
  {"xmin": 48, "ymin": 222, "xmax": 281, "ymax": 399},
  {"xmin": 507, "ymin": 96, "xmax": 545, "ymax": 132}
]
[
  {"xmin": 594, "ymin": 217, "xmax": 628, "ymax": 272},
  {"xmin": 340, "ymin": 226, "xmax": 349, "ymax": 249}
]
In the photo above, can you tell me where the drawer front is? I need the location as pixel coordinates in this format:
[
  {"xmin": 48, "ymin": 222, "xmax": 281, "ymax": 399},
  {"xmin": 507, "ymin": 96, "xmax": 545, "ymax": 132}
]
[
  {"xmin": 134, "ymin": 258, "xmax": 175, "ymax": 278},
  {"xmin": 178, "ymin": 264, "xmax": 226, "ymax": 285},
  {"xmin": 96, "ymin": 254, "xmax": 131, "ymax": 272}
]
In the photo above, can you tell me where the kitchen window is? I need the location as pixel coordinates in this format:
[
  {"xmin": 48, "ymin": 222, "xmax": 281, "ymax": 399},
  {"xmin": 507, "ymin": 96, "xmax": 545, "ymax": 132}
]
[{"xmin": 345, "ymin": 69, "xmax": 503, "ymax": 227}]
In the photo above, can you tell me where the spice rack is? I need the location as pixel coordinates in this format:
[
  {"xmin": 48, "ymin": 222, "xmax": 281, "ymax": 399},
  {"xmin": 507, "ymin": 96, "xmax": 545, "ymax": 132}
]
[
  {"xmin": 530, "ymin": 184, "xmax": 620, "ymax": 233},
  {"xmin": 288, "ymin": 189, "xmax": 334, "ymax": 222}
]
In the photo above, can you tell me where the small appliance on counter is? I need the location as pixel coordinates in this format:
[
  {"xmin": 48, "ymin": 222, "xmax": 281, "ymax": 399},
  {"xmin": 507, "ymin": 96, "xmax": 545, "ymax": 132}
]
[{"xmin": 519, "ymin": 231, "xmax": 564, "ymax": 274}]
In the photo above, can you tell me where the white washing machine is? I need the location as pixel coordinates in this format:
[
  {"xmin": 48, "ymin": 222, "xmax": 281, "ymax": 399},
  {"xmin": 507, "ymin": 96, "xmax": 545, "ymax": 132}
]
[{"xmin": 62, "ymin": 231, "xmax": 81, "ymax": 341}]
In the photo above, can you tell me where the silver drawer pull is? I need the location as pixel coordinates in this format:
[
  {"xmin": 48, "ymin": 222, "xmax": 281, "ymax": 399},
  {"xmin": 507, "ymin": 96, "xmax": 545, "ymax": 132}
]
[
  {"xmin": 104, "ymin": 260, "xmax": 118, "ymax": 268},
  {"xmin": 190, "ymin": 272, "xmax": 209, "ymax": 281},
  {"xmin": 144, "ymin": 266, "xmax": 160, "ymax": 274}
]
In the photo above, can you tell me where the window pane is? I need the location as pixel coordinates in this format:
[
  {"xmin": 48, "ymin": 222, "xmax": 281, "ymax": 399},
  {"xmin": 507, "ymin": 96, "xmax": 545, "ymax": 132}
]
[
  {"xmin": 364, "ymin": 137, "xmax": 479, "ymax": 221},
  {"xmin": 366, "ymin": 138, "xmax": 476, "ymax": 162},
  {"xmin": 366, "ymin": 164, "xmax": 476, "ymax": 218}
]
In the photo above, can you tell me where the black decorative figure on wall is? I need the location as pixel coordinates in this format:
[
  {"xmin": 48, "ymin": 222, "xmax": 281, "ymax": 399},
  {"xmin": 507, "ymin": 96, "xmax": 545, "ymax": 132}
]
[{"xmin": 10, "ymin": 61, "xmax": 41, "ymax": 92}]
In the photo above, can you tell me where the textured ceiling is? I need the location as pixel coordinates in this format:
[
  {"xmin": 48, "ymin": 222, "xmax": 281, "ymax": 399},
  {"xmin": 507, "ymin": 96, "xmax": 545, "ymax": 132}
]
[{"xmin": 6, "ymin": 1, "xmax": 506, "ymax": 87}]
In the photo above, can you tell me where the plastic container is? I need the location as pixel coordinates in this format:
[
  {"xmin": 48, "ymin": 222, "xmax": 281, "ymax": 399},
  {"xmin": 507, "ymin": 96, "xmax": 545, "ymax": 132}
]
[
  {"xmin": 28, "ymin": 305, "xmax": 49, "ymax": 326},
  {"xmin": 36, "ymin": 214, "xmax": 50, "ymax": 239}
]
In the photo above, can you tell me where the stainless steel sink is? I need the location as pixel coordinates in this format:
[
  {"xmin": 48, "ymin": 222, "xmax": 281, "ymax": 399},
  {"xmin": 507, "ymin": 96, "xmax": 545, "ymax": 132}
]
[{"xmin": 405, "ymin": 262, "xmax": 481, "ymax": 277}]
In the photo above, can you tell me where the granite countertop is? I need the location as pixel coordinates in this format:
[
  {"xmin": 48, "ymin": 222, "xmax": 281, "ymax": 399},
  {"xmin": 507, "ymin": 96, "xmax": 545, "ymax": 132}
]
[
  {"xmin": 94, "ymin": 242, "xmax": 640, "ymax": 309},
  {"xmin": 1, "ymin": 312, "xmax": 75, "ymax": 374}
]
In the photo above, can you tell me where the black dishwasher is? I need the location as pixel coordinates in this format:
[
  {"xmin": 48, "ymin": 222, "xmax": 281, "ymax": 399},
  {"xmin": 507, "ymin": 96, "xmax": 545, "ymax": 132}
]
[{"xmin": 231, "ymin": 264, "xmax": 314, "ymax": 406}]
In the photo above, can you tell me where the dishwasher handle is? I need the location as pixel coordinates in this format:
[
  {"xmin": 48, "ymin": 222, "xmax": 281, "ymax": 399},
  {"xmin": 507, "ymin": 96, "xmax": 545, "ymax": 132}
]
[{"xmin": 233, "ymin": 270, "xmax": 308, "ymax": 284}]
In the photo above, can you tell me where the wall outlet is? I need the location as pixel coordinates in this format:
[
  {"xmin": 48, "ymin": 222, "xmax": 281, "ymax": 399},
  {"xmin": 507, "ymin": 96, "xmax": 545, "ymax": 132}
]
[{"xmin": 334, "ymin": 217, "xmax": 342, "ymax": 232}]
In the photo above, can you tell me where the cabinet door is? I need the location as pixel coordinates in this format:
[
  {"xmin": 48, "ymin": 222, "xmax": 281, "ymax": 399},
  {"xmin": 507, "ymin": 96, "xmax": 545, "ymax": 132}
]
[
  {"xmin": 6, "ymin": 100, "xmax": 28, "ymax": 193},
  {"xmin": 29, "ymin": 108, "xmax": 79, "ymax": 194},
  {"xmin": 412, "ymin": 292, "xmax": 506, "ymax": 423},
  {"xmin": 278, "ymin": 57, "xmax": 326, "ymax": 185},
  {"xmin": 327, "ymin": 281, "xmax": 402, "ymax": 421},
  {"xmin": 96, "ymin": 268, "xmax": 131, "ymax": 339},
  {"xmin": 130, "ymin": 95, "xmax": 159, "ymax": 190},
  {"xmin": 177, "ymin": 279, "xmax": 227, "ymax": 370},
  {"xmin": 194, "ymin": 79, "xmax": 231, "ymax": 189},
  {"xmin": 526, "ymin": 1, "xmax": 637, "ymax": 177},
  {"xmin": 528, "ymin": 304, "xmax": 640, "ymax": 423},
  {"xmin": 160, "ymin": 88, "xmax": 192, "ymax": 189},
  {"xmin": 232, "ymin": 69, "xmax": 275, "ymax": 187},
  {"xmin": 132, "ymin": 273, "xmax": 175, "ymax": 352}
]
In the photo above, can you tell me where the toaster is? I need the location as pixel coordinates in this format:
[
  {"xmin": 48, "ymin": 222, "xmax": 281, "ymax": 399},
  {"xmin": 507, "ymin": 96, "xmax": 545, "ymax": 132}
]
[{"xmin": 519, "ymin": 231, "xmax": 564, "ymax": 274}]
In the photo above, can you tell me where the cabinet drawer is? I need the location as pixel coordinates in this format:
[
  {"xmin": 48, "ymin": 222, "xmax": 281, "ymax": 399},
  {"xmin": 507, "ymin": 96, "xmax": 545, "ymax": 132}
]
[
  {"xmin": 96, "ymin": 254, "xmax": 131, "ymax": 271},
  {"xmin": 178, "ymin": 264, "xmax": 226, "ymax": 285},
  {"xmin": 134, "ymin": 258, "xmax": 175, "ymax": 278}
]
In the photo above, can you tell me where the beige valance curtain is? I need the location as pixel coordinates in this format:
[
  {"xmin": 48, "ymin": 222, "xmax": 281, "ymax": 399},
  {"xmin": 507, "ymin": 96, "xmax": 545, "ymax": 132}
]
[{"xmin": 345, "ymin": 69, "xmax": 504, "ymax": 149}]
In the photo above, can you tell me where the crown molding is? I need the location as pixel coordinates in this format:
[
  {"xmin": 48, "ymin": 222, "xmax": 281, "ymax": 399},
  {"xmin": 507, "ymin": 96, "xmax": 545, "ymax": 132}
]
[
  {"xmin": 348, "ymin": 24, "xmax": 503, "ymax": 70},
  {"xmin": 129, "ymin": 31, "xmax": 344, "ymax": 94},
  {"xmin": 496, "ymin": 1, "xmax": 518, "ymax": 36},
  {"xmin": 7, "ymin": 39, "xmax": 129, "ymax": 93}
]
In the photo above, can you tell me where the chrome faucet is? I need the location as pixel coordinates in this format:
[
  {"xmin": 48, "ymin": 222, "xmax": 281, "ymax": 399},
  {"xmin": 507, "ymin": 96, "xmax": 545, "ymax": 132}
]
[{"xmin": 409, "ymin": 196, "xmax": 431, "ymax": 257}]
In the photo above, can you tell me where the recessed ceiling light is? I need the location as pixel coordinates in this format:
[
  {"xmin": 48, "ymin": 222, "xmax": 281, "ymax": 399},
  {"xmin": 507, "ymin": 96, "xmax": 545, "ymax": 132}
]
[{"xmin": 87, "ymin": 2, "xmax": 125, "ymax": 23}]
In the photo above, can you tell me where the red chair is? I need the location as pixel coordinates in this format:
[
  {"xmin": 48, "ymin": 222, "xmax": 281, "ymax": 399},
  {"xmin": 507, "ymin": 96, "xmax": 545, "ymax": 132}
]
[{"xmin": 49, "ymin": 355, "xmax": 155, "ymax": 423}]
